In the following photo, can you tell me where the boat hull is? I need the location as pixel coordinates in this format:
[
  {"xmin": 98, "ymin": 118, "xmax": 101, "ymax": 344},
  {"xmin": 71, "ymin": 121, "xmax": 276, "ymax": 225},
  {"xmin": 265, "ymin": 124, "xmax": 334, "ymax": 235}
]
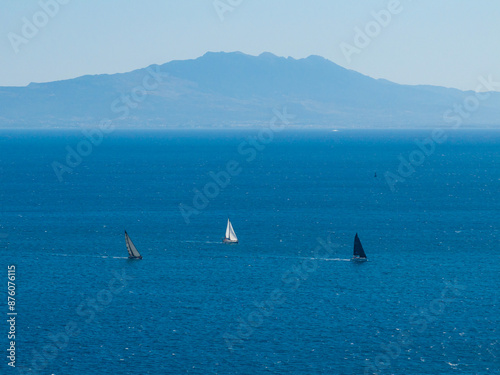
[
  {"xmin": 223, "ymin": 238, "xmax": 238, "ymax": 244},
  {"xmin": 128, "ymin": 256, "xmax": 143, "ymax": 259},
  {"xmin": 351, "ymin": 257, "xmax": 367, "ymax": 262}
]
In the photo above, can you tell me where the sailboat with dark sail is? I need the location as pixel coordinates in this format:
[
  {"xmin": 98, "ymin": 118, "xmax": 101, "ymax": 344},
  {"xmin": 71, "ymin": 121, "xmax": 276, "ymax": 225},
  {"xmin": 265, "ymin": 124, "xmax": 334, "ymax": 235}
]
[
  {"xmin": 351, "ymin": 233, "xmax": 367, "ymax": 262},
  {"xmin": 223, "ymin": 218, "xmax": 238, "ymax": 244},
  {"xmin": 125, "ymin": 230, "xmax": 143, "ymax": 259}
]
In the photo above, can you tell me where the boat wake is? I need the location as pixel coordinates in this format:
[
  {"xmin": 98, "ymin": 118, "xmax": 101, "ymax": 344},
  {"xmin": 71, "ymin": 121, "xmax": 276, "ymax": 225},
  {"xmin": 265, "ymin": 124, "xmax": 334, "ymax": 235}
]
[
  {"xmin": 182, "ymin": 240, "xmax": 221, "ymax": 244},
  {"xmin": 307, "ymin": 257, "xmax": 351, "ymax": 262},
  {"xmin": 49, "ymin": 253, "xmax": 128, "ymax": 259},
  {"xmin": 323, "ymin": 258, "xmax": 351, "ymax": 261}
]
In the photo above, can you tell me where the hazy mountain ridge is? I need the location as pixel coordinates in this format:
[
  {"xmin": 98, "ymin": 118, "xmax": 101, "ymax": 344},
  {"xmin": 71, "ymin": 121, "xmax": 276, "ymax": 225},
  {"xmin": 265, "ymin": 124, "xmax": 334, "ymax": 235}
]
[{"xmin": 1, "ymin": 51, "xmax": 499, "ymax": 128}]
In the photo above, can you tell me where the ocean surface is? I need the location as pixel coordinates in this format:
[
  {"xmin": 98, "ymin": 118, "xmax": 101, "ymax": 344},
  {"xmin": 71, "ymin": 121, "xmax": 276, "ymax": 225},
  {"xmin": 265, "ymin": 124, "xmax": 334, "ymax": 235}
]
[{"xmin": 1, "ymin": 129, "xmax": 499, "ymax": 375}]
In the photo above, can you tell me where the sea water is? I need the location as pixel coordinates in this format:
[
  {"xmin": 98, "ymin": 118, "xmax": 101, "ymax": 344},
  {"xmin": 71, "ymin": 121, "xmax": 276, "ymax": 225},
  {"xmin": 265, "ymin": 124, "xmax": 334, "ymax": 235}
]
[{"xmin": 1, "ymin": 129, "xmax": 498, "ymax": 374}]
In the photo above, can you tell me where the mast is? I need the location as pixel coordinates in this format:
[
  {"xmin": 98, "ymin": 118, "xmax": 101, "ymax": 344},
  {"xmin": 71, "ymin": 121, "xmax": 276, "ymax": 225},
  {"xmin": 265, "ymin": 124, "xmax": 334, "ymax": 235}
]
[
  {"xmin": 125, "ymin": 231, "xmax": 134, "ymax": 257},
  {"xmin": 225, "ymin": 219, "xmax": 231, "ymax": 239}
]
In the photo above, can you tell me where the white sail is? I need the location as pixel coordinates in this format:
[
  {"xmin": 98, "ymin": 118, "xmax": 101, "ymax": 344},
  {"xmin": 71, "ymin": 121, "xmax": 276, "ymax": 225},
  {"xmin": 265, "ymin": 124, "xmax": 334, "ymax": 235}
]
[
  {"xmin": 225, "ymin": 219, "xmax": 231, "ymax": 239},
  {"xmin": 226, "ymin": 219, "xmax": 238, "ymax": 241},
  {"xmin": 125, "ymin": 231, "xmax": 141, "ymax": 258}
]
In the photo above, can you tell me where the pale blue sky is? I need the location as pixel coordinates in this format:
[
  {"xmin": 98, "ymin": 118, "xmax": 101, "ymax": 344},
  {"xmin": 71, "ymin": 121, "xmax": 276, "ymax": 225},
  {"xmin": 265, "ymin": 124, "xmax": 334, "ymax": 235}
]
[{"xmin": 1, "ymin": 0, "xmax": 499, "ymax": 90}]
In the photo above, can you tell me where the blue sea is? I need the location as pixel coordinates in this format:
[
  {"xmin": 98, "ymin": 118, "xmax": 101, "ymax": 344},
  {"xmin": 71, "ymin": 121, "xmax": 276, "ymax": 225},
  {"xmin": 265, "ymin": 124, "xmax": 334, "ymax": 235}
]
[{"xmin": 1, "ymin": 129, "xmax": 499, "ymax": 374}]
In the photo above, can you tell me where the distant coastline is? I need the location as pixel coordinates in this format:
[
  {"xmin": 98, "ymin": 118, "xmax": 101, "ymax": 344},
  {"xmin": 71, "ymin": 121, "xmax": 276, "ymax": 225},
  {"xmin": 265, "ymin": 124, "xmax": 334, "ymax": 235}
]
[{"xmin": 1, "ymin": 52, "xmax": 500, "ymax": 129}]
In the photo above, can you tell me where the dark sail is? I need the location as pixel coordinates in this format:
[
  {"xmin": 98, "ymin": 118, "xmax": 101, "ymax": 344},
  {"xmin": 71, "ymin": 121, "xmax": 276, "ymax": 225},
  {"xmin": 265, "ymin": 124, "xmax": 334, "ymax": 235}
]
[
  {"xmin": 353, "ymin": 233, "xmax": 367, "ymax": 258},
  {"xmin": 125, "ymin": 231, "xmax": 134, "ymax": 257},
  {"xmin": 125, "ymin": 230, "xmax": 142, "ymax": 258}
]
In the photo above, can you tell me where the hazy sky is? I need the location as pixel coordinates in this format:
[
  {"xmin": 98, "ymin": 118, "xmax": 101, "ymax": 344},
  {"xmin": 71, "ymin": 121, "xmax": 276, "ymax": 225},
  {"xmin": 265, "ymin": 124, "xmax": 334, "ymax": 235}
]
[{"xmin": 1, "ymin": 0, "xmax": 499, "ymax": 90}]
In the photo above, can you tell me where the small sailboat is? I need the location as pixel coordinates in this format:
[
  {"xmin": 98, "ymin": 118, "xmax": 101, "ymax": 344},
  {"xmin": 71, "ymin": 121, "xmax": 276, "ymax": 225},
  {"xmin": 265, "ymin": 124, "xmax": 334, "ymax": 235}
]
[
  {"xmin": 223, "ymin": 218, "xmax": 238, "ymax": 244},
  {"xmin": 351, "ymin": 233, "xmax": 367, "ymax": 262},
  {"xmin": 125, "ymin": 230, "xmax": 143, "ymax": 259}
]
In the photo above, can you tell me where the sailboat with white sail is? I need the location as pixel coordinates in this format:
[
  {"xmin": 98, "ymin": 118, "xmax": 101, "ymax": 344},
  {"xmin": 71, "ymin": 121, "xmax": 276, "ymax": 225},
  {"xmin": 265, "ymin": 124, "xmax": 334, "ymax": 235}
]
[
  {"xmin": 351, "ymin": 233, "xmax": 367, "ymax": 262},
  {"xmin": 223, "ymin": 218, "xmax": 238, "ymax": 244},
  {"xmin": 125, "ymin": 230, "xmax": 143, "ymax": 259}
]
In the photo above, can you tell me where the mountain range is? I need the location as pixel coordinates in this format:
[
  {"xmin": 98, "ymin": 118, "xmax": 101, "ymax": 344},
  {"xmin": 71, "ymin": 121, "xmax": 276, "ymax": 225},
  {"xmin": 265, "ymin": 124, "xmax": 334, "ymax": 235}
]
[{"xmin": 1, "ymin": 51, "xmax": 499, "ymax": 128}]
